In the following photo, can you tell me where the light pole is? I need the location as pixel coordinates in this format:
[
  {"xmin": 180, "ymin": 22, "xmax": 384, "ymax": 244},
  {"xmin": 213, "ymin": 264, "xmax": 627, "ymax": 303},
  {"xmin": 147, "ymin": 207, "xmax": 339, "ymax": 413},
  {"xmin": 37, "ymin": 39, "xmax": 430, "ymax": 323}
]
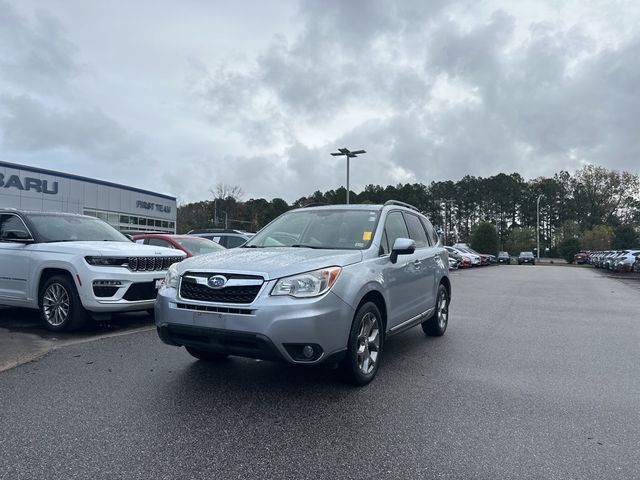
[
  {"xmin": 536, "ymin": 194, "xmax": 544, "ymax": 260},
  {"xmin": 330, "ymin": 148, "xmax": 366, "ymax": 204}
]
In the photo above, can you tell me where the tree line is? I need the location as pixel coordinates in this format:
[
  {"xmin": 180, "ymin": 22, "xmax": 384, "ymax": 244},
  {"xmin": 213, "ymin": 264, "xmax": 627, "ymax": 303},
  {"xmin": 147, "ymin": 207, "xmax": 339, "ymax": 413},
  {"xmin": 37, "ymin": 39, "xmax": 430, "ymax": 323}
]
[{"xmin": 177, "ymin": 165, "xmax": 640, "ymax": 255}]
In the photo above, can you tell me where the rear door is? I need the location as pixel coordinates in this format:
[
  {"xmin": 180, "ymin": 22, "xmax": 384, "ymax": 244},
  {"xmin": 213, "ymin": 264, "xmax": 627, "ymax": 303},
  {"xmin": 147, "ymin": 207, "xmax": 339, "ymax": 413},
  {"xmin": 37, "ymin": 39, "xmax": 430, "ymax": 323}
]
[
  {"xmin": 0, "ymin": 214, "xmax": 32, "ymax": 301},
  {"xmin": 403, "ymin": 212, "xmax": 437, "ymax": 314}
]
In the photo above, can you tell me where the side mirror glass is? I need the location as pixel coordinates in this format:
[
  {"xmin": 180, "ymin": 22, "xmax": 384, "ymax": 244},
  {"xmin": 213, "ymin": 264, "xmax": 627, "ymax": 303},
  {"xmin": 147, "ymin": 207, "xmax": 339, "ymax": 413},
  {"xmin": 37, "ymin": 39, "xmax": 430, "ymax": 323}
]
[{"xmin": 390, "ymin": 238, "xmax": 416, "ymax": 263}]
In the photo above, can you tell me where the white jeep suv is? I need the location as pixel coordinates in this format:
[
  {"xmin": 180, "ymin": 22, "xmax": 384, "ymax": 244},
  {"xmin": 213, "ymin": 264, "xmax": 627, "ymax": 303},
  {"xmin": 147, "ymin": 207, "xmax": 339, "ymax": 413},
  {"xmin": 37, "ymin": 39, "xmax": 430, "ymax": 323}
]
[{"xmin": 0, "ymin": 210, "xmax": 185, "ymax": 331}]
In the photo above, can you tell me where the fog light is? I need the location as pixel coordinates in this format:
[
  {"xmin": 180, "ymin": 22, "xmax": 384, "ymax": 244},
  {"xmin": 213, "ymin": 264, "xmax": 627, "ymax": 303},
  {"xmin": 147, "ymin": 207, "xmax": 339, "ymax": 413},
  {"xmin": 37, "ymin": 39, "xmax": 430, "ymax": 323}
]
[{"xmin": 302, "ymin": 345, "xmax": 315, "ymax": 359}]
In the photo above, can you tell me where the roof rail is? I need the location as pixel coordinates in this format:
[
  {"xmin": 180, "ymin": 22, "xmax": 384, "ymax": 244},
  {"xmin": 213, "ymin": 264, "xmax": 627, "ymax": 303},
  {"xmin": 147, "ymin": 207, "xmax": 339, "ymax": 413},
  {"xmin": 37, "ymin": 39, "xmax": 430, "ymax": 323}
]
[
  {"xmin": 383, "ymin": 200, "xmax": 420, "ymax": 212},
  {"xmin": 302, "ymin": 202, "xmax": 330, "ymax": 208}
]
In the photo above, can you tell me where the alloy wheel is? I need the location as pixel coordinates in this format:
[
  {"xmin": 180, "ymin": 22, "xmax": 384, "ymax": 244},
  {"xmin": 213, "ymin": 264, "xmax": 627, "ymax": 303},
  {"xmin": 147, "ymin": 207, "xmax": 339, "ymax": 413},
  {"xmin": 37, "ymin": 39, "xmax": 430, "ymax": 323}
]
[
  {"xmin": 437, "ymin": 289, "xmax": 448, "ymax": 329},
  {"xmin": 42, "ymin": 283, "xmax": 70, "ymax": 327},
  {"xmin": 356, "ymin": 312, "xmax": 380, "ymax": 375}
]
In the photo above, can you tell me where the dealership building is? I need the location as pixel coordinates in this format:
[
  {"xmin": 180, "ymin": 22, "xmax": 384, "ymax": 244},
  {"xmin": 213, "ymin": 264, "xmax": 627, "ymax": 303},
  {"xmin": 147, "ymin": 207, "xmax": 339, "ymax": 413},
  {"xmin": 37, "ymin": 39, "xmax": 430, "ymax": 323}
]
[{"xmin": 0, "ymin": 161, "xmax": 177, "ymax": 233}]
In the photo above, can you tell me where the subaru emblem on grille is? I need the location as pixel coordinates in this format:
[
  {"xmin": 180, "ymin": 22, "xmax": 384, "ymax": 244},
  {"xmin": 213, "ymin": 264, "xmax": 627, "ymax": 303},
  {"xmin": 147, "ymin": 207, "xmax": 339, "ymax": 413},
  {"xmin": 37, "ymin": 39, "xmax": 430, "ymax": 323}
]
[{"xmin": 207, "ymin": 275, "xmax": 228, "ymax": 289}]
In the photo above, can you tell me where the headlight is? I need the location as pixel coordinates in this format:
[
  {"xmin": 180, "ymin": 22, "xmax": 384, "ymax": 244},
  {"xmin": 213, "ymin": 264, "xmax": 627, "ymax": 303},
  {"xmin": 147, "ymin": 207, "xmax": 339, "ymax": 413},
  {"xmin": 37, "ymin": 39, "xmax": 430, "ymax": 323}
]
[
  {"xmin": 85, "ymin": 256, "xmax": 128, "ymax": 267},
  {"xmin": 164, "ymin": 263, "xmax": 180, "ymax": 289},
  {"xmin": 271, "ymin": 267, "xmax": 341, "ymax": 298}
]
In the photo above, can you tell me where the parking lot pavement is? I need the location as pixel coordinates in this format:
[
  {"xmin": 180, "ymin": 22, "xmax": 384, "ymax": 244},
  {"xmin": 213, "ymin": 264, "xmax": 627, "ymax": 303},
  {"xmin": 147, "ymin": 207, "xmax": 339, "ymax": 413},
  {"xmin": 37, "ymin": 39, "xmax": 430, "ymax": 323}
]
[
  {"xmin": 1, "ymin": 266, "xmax": 639, "ymax": 480},
  {"xmin": 0, "ymin": 307, "xmax": 154, "ymax": 372}
]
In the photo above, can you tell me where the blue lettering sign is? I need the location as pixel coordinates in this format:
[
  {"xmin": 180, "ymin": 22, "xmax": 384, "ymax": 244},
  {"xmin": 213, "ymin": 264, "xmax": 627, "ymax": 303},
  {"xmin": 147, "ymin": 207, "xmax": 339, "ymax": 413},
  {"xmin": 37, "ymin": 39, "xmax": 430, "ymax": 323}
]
[{"xmin": 0, "ymin": 174, "xmax": 58, "ymax": 195}]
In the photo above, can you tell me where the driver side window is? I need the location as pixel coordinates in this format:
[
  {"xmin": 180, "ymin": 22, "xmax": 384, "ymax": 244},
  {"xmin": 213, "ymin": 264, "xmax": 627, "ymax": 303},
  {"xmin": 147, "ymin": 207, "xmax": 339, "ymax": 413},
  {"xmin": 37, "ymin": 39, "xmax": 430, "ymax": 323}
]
[
  {"xmin": 0, "ymin": 214, "xmax": 30, "ymax": 241},
  {"xmin": 380, "ymin": 212, "xmax": 409, "ymax": 255}
]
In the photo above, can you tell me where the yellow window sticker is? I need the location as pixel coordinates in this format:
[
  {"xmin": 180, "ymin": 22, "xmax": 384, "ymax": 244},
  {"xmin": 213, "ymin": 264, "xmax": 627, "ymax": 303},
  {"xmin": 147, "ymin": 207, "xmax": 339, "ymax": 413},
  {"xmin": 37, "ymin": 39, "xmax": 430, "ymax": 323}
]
[{"xmin": 362, "ymin": 231, "xmax": 372, "ymax": 241}]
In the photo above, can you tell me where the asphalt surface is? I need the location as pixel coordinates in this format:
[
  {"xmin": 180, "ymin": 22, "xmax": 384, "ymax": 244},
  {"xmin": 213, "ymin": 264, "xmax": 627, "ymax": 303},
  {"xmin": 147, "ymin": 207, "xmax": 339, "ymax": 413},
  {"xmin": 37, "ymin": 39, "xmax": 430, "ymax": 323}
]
[
  {"xmin": 1, "ymin": 266, "xmax": 639, "ymax": 479},
  {"xmin": 0, "ymin": 307, "xmax": 154, "ymax": 372}
]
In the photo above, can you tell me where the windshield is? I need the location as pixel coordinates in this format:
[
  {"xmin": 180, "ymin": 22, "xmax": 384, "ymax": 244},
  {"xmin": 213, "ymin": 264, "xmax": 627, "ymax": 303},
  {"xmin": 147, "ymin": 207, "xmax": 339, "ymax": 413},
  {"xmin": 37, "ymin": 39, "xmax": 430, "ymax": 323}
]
[
  {"xmin": 521, "ymin": 252, "xmax": 534, "ymax": 257},
  {"xmin": 245, "ymin": 209, "xmax": 380, "ymax": 250},
  {"xmin": 175, "ymin": 237, "xmax": 226, "ymax": 255},
  {"xmin": 28, "ymin": 215, "xmax": 130, "ymax": 243}
]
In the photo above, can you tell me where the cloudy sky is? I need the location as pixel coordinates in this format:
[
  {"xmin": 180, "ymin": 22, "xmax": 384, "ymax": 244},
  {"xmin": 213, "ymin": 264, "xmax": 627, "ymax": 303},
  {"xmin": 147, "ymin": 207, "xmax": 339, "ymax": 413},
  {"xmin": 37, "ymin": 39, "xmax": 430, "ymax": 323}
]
[{"xmin": 1, "ymin": 0, "xmax": 639, "ymax": 203}]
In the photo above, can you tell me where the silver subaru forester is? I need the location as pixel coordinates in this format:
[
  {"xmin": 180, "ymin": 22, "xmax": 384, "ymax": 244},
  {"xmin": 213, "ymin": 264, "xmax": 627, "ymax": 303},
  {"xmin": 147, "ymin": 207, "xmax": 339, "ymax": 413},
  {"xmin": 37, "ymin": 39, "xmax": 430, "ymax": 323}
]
[{"xmin": 156, "ymin": 201, "xmax": 451, "ymax": 385}]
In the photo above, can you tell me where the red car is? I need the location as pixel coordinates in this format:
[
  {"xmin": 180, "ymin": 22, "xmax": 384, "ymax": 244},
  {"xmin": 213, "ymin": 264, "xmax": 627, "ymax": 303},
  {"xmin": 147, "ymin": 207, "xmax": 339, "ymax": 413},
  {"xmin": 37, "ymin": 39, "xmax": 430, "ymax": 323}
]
[
  {"xmin": 574, "ymin": 251, "xmax": 590, "ymax": 264},
  {"xmin": 132, "ymin": 234, "xmax": 226, "ymax": 258}
]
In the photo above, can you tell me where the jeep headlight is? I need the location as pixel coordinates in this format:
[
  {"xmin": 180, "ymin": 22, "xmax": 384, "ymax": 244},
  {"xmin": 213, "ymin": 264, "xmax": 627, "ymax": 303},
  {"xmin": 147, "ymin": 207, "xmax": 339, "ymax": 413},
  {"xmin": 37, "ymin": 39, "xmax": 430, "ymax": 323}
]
[
  {"xmin": 271, "ymin": 267, "xmax": 342, "ymax": 298},
  {"xmin": 164, "ymin": 263, "xmax": 180, "ymax": 289}
]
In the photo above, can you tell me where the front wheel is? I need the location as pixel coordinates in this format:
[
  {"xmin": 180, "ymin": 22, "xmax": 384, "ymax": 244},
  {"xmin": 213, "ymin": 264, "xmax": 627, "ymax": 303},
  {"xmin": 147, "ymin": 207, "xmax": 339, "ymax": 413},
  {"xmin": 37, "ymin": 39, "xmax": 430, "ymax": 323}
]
[
  {"xmin": 422, "ymin": 284, "xmax": 449, "ymax": 337},
  {"xmin": 39, "ymin": 275, "xmax": 88, "ymax": 332},
  {"xmin": 339, "ymin": 302, "xmax": 384, "ymax": 386}
]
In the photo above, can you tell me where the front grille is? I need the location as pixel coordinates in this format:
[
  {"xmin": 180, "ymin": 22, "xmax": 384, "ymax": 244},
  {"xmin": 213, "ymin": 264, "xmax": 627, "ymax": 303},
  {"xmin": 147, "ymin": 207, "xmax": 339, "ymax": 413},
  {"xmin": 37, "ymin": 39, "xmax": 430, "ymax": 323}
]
[
  {"xmin": 180, "ymin": 282, "xmax": 261, "ymax": 304},
  {"xmin": 128, "ymin": 256, "xmax": 183, "ymax": 272},
  {"xmin": 123, "ymin": 282, "xmax": 157, "ymax": 301}
]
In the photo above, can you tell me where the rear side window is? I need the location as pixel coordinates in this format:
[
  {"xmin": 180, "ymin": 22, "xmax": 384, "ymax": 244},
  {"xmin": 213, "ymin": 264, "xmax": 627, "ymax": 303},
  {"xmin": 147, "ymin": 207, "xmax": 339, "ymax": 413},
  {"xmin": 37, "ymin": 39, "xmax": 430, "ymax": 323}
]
[
  {"xmin": 420, "ymin": 217, "xmax": 438, "ymax": 246},
  {"xmin": 226, "ymin": 236, "xmax": 246, "ymax": 248},
  {"xmin": 382, "ymin": 211, "xmax": 409, "ymax": 255},
  {"xmin": 148, "ymin": 238, "xmax": 174, "ymax": 248},
  {"xmin": 403, "ymin": 213, "xmax": 429, "ymax": 248}
]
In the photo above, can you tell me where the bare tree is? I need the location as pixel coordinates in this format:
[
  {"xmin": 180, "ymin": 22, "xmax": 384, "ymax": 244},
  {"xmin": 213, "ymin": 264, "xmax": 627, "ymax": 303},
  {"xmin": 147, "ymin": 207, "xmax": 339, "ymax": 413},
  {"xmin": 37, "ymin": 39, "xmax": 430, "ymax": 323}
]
[{"xmin": 211, "ymin": 183, "xmax": 244, "ymax": 201}]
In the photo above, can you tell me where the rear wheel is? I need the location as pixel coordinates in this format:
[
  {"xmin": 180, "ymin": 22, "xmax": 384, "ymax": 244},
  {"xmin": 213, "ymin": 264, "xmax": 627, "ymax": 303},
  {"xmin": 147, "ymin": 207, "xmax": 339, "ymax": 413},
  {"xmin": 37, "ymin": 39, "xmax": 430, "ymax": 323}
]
[
  {"xmin": 39, "ymin": 275, "xmax": 88, "ymax": 332},
  {"xmin": 422, "ymin": 284, "xmax": 449, "ymax": 337},
  {"xmin": 185, "ymin": 347, "xmax": 229, "ymax": 361},
  {"xmin": 339, "ymin": 302, "xmax": 383, "ymax": 386}
]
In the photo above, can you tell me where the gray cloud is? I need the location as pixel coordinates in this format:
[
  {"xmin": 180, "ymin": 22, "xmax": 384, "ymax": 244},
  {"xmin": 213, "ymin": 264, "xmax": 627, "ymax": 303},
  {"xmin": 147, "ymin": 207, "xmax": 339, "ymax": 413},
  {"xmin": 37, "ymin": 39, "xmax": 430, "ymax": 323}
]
[
  {"xmin": 0, "ymin": 0, "xmax": 80, "ymax": 94},
  {"xmin": 0, "ymin": 94, "xmax": 140, "ymax": 160},
  {"xmin": 1, "ymin": 1, "xmax": 639, "ymax": 203}
]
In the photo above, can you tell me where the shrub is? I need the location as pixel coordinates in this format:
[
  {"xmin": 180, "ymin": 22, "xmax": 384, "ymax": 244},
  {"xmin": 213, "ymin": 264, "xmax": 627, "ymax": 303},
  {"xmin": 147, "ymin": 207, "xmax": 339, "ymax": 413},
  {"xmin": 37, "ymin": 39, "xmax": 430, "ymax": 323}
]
[{"xmin": 471, "ymin": 222, "xmax": 498, "ymax": 255}]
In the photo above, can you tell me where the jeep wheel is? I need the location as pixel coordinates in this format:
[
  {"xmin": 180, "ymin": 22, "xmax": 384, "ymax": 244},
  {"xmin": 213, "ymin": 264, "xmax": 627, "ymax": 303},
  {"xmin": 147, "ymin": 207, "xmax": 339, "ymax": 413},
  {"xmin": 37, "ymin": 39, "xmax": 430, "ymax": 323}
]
[
  {"xmin": 339, "ymin": 302, "xmax": 383, "ymax": 386},
  {"xmin": 40, "ymin": 275, "xmax": 88, "ymax": 332},
  {"xmin": 185, "ymin": 347, "xmax": 229, "ymax": 361},
  {"xmin": 422, "ymin": 284, "xmax": 449, "ymax": 337}
]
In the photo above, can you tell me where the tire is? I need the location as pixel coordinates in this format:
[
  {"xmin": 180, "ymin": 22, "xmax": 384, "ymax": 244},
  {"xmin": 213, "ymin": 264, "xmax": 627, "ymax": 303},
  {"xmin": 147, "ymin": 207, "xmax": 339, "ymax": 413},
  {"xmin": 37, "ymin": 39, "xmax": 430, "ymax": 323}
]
[
  {"xmin": 339, "ymin": 302, "xmax": 384, "ymax": 386},
  {"xmin": 422, "ymin": 284, "xmax": 449, "ymax": 337},
  {"xmin": 39, "ymin": 275, "xmax": 88, "ymax": 332},
  {"xmin": 185, "ymin": 347, "xmax": 229, "ymax": 361}
]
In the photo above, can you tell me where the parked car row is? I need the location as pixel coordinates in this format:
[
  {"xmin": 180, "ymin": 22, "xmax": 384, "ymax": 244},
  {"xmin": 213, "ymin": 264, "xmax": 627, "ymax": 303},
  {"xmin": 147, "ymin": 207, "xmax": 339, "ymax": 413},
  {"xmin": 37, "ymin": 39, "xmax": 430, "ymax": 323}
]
[
  {"xmin": 1, "ymin": 201, "xmax": 452, "ymax": 385},
  {"xmin": 588, "ymin": 250, "xmax": 640, "ymax": 273},
  {"xmin": 445, "ymin": 244, "xmax": 497, "ymax": 269}
]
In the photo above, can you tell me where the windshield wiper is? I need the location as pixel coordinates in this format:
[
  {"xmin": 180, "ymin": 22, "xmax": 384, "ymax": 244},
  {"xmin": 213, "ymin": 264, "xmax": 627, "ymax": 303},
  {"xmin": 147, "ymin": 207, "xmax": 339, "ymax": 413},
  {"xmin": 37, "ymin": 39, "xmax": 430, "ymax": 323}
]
[
  {"xmin": 291, "ymin": 244, "xmax": 324, "ymax": 249},
  {"xmin": 242, "ymin": 245, "xmax": 264, "ymax": 248}
]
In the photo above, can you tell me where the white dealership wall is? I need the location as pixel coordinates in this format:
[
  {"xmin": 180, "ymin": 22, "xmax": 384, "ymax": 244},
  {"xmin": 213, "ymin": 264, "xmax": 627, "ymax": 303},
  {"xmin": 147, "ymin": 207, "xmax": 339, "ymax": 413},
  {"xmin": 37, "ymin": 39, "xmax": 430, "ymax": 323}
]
[{"xmin": 0, "ymin": 161, "xmax": 177, "ymax": 233}]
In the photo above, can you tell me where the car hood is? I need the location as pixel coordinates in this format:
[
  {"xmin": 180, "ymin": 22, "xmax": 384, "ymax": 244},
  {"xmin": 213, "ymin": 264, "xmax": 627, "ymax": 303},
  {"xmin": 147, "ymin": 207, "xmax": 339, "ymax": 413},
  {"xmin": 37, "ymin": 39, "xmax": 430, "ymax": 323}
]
[
  {"xmin": 175, "ymin": 247, "xmax": 363, "ymax": 280},
  {"xmin": 33, "ymin": 241, "xmax": 183, "ymax": 257}
]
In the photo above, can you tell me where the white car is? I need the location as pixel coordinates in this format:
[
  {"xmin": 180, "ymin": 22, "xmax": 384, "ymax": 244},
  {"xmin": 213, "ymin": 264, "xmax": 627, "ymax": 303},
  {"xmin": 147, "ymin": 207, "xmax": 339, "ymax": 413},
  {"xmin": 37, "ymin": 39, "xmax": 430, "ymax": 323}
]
[
  {"xmin": 613, "ymin": 250, "xmax": 640, "ymax": 272},
  {"xmin": 447, "ymin": 246, "xmax": 481, "ymax": 266},
  {"xmin": 0, "ymin": 210, "xmax": 185, "ymax": 331}
]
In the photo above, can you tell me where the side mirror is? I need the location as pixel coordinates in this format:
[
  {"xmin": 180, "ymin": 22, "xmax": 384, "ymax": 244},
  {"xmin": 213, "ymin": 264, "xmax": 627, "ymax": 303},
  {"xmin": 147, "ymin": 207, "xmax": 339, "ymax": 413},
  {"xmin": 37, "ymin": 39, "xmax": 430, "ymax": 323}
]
[
  {"xmin": 390, "ymin": 238, "xmax": 416, "ymax": 264},
  {"xmin": 2, "ymin": 230, "xmax": 34, "ymax": 243}
]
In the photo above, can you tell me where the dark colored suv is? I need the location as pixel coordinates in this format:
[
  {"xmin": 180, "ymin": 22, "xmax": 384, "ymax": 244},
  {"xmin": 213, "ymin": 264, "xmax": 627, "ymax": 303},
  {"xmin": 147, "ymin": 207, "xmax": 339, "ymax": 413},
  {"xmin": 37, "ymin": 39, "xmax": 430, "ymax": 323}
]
[{"xmin": 518, "ymin": 251, "xmax": 535, "ymax": 265}]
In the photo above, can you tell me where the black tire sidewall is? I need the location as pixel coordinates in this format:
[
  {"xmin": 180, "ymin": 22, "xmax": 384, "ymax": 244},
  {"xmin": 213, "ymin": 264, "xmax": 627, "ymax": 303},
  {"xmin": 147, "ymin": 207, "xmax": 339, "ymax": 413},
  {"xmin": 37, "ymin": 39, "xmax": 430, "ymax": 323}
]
[
  {"xmin": 39, "ymin": 275, "xmax": 86, "ymax": 332},
  {"xmin": 422, "ymin": 284, "xmax": 449, "ymax": 336}
]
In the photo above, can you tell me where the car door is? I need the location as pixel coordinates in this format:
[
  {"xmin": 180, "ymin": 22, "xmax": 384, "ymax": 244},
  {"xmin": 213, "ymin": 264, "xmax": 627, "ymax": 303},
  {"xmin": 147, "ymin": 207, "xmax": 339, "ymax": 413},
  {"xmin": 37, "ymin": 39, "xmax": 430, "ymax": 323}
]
[
  {"xmin": 0, "ymin": 213, "xmax": 32, "ymax": 301},
  {"xmin": 403, "ymin": 212, "xmax": 437, "ymax": 314},
  {"xmin": 379, "ymin": 211, "xmax": 423, "ymax": 328}
]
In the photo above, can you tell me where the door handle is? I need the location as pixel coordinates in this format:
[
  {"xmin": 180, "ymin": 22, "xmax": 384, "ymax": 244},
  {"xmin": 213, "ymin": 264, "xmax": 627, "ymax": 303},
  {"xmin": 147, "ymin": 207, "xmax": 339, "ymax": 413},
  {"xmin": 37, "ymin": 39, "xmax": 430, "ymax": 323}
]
[{"xmin": 413, "ymin": 260, "xmax": 422, "ymax": 267}]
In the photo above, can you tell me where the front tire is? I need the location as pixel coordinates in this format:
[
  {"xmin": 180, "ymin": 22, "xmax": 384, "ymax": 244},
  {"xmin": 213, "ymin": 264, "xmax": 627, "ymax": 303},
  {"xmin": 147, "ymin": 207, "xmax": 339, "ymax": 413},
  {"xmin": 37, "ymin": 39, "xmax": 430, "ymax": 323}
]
[
  {"xmin": 39, "ymin": 275, "xmax": 88, "ymax": 332},
  {"xmin": 185, "ymin": 347, "xmax": 229, "ymax": 361},
  {"xmin": 422, "ymin": 284, "xmax": 449, "ymax": 337},
  {"xmin": 339, "ymin": 302, "xmax": 384, "ymax": 386}
]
